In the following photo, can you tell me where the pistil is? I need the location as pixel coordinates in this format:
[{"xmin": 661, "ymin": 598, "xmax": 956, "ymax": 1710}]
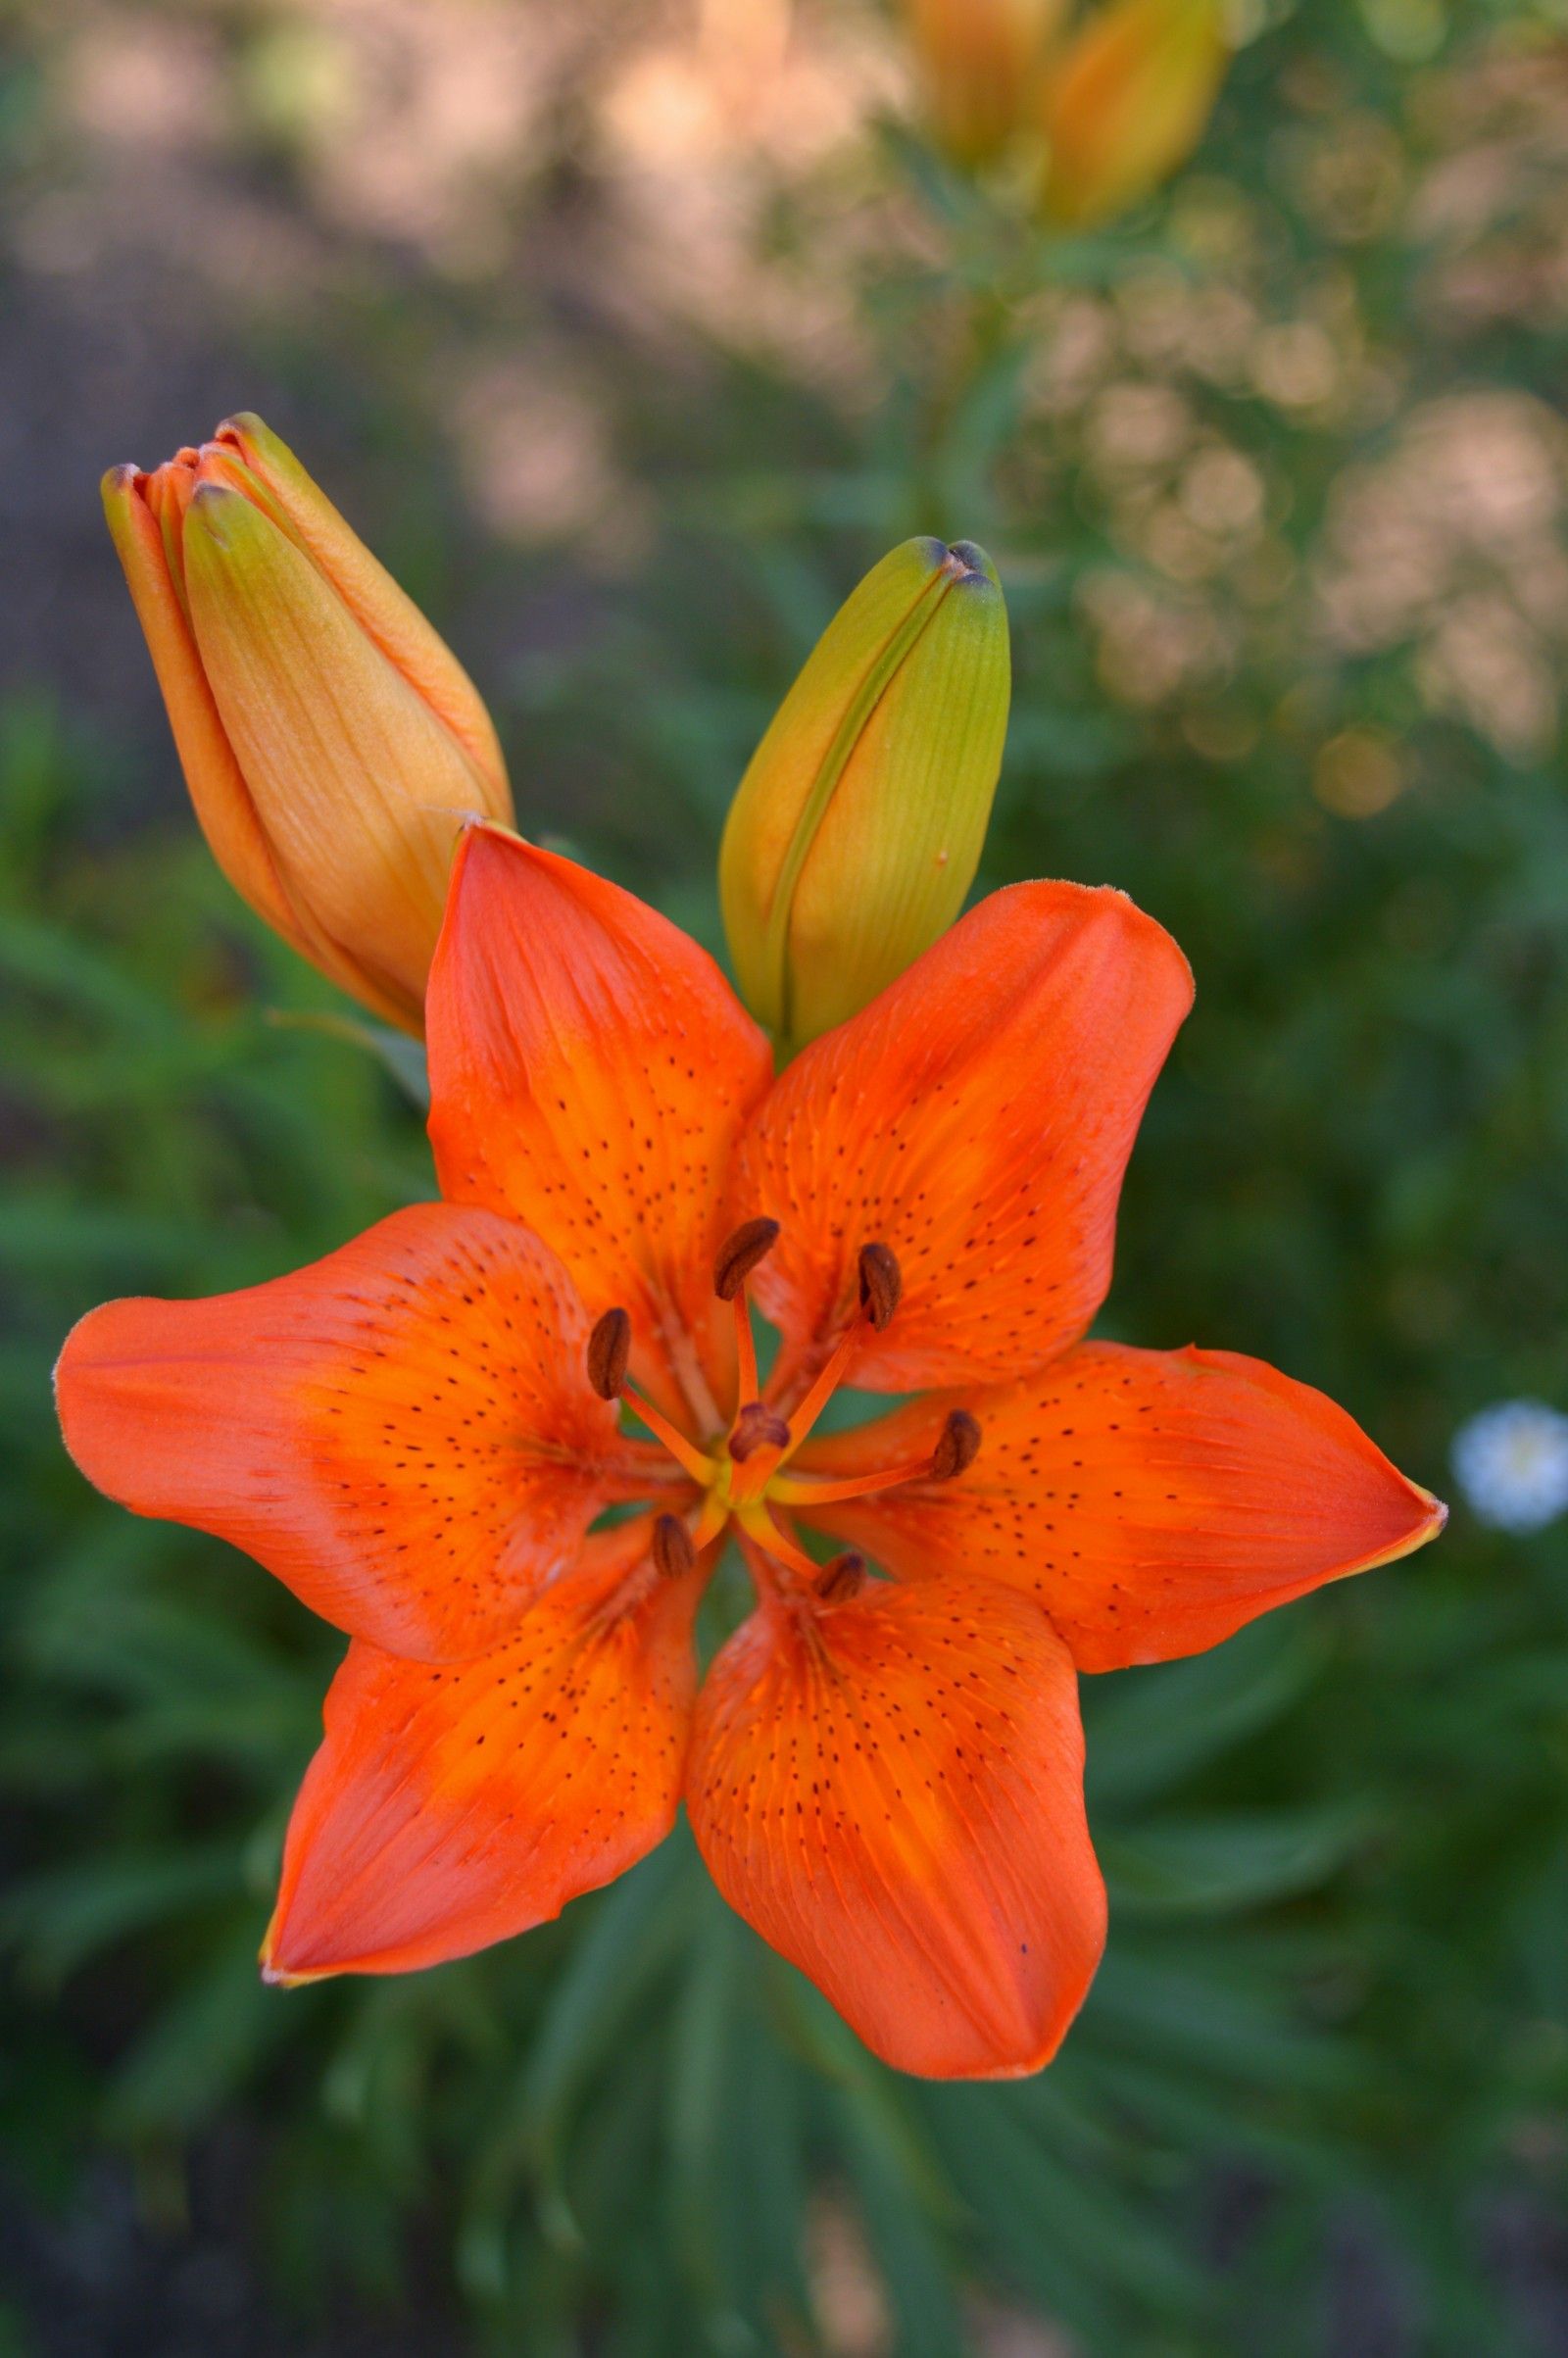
[
  {"xmin": 726, "ymin": 1400, "xmax": 793, "ymax": 1506},
  {"xmin": 728, "ymin": 1400, "xmax": 791, "ymax": 1462}
]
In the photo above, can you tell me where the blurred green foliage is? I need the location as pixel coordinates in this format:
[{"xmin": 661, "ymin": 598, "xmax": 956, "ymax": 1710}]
[{"xmin": 4, "ymin": 1, "xmax": 1568, "ymax": 2353}]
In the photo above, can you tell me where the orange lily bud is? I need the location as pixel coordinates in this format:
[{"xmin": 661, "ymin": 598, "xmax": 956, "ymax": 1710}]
[
  {"xmin": 1040, "ymin": 0, "xmax": 1229, "ymax": 230},
  {"xmin": 903, "ymin": 0, "xmax": 1066, "ymax": 169},
  {"xmin": 102, "ymin": 415, "xmax": 512, "ymax": 1031},
  {"xmin": 719, "ymin": 538, "xmax": 1010, "ymax": 1055}
]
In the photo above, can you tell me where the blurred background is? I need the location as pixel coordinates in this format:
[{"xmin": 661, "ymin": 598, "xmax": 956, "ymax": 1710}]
[{"xmin": 3, "ymin": 1, "xmax": 1568, "ymax": 2352}]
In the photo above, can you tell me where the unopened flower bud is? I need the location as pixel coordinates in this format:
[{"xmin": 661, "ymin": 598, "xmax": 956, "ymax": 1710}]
[
  {"xmin": 1040, "ymin": 0, "xmax": 1229, "ymax": 231},
  {"xmin": 902, "ymin": 0, "xmax": 1066, "ymax": 170},
  {"xmin": 102, "ymin": 414, "xmax": 513, "ymax": 1032},
  {"xmin": 719, "ymin": 538, "xmax": 1009, "ymax": 1053}
]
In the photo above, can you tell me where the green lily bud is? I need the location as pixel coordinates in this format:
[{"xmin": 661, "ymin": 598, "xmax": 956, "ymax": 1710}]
[{"xmin": 719, "ymin": 538, "xmax": 1010, "ymax": 1054}]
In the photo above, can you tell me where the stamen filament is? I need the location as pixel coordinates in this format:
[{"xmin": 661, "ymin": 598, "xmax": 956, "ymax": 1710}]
[
  {"xmin": 732, "ymin": 1288, "xmax": 759, "ymax": 1410},
  {"xmin": 769, "ymin": 1456, "xmax": 937, "ymax": 1506},
  {"xmin": 620, "ymin": 1382, "xmax": 716, "ymax": 1485},
  {"xmin": 773, "ymin": 1410, "xmax": 981, "ymax": 1505},
  {"xmin": 774, "ymin": 1322, "xmax": 859, "ymax": 1456},
  {"xmin": 600, "ymin": 1463, "xmax": 696, "ymax": 1503},
  {"xmin": 691, "ymin": 1491, "xmax": 729, "ymax": 1550},
  {"xmin": 735, "ymin": 1502, "xmax": 821, "ymax": 1581},
  {"xmin": 732, "ymin": 1523, "xmax": 787, "ymax": 1602},
  {"xmin": 610, "ymin": 1437, "xmax": 689, "ymax": 1477}
]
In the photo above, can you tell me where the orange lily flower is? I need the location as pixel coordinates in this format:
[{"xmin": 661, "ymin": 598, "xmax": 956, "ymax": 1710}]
[{"xmin": 54, "ymin": 825, "xmax": 1445, "ymax": 2080}]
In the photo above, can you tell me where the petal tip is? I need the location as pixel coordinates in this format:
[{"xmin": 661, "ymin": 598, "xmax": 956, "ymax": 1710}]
[
  {"xmin": 52, "ymin": 1296, "xmax": 138, "ymax": 1479},
  {"xmin": 259, "ymin": 1926, "xmax": 299, "ymax": 1987},
  {"xmin": 857, "ymin": 1860, "xmax": 1107, "ymax": 2082},
  {"xmin": 260, "ymin": 1917, "xmax": 337, "ymax": 1990},
  {"xmin": 178, "ymin": 478, "xmax": 262, "ymax": 569},
  {"xmin": 259, "ymin": 1957, "xmax": 330, "ymax": 1990},
  {"xmin": 443, "ymin": 814, "xmax": 521, "ymax": 899},
  {"xmin": 1415, "ymin": 1487, "xmax": 1449, "ymax": 1541},
  {"xmin": 101, "ymin": 463, "xmax": 146, "ymax": 506},
  {"xmin": 1378, "ymin": 1480, "xmax": 1447, "ymax": 1568},
  {"xmin": 463, "ymin": 815, "xmax": 528, "ymax": 859},
  {"xmin": 1335, "ymin": 1462, "xmax": 1448, "ymax": 1582},
  {"xmin": 186, "ymin": 476, "xmax": 245, "ymax": 526},
  {"xmin": 1010, "ymin": 874, "xmax": 1196, "ymax": 1007}
]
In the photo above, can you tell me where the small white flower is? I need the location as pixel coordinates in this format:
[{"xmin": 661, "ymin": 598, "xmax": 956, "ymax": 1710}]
[{"xmin": 1451, "ymin": 1400, "xmax": 1568, "ymax": 1535}]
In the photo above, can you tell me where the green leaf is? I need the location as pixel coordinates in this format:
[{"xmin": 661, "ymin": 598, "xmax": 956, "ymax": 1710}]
[
  {"xmin": 2, "ymin": 1845, "xmax": 247, "ymax": 1985},
  {"xmin": 1084, "ymin": 1616, "xmax": 1323, "ymax": 1813},
  {"xmin": 264, "ymin": 1006, "xmax": 431, "ymax": 1107},
  {"xmin": 104, "ymin": 1926, "xmax": 291, "ymax": 2138},
  {"xmin": 1100, "ymin": 1808, "xmax": 1365, "ymax": 1916}
]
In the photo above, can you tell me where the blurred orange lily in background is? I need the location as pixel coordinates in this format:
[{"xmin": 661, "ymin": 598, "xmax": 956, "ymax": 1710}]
[
  {"xmin": 903, "ymin": 0, "xmax": 1067, "ymax": 171},
  {"xmin": 901, "ymin": 0, "xmax": 1231, "ymax": 226},
  {"xmin": 104, "ymin": 416, "xmax": 512, "ymax": 1033},
  {"xmin": 55, "ymin": 822, "xmax": 1444, "ymax": 2081},
  {"xmin": 1040, "ymin": 0, "xmax": 1231, "ymax": 227}
]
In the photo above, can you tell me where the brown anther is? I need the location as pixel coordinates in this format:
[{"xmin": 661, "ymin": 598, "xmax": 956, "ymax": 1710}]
[
  {"xmin": 814, "ymin": 1551, "xmax": 866, "ymax": 1605},
  {"xmin": 586, "ymin": 1305, "xmax": 631, "ymax": 1400},
  {"xmin": 929, "ymin": 1408, "xmax": 982, "ymax": 1483},
  {"xmin": 652, "ymin": 1513, "xmax": 696, "ymax": 1581},
  {"xmin": 858, "ymin": 1242, "xmax": 902, "ymax": 1332},
  {"xmin": 728, "ymin": 1401, "xmax": 792, "ymax": 1463},
  {"xmin": 713, "ymin": 1216, "xmax": 781, "ymax": 1302}
]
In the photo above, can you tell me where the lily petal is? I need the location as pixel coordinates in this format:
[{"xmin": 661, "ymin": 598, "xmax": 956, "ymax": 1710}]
[
  {"xmin": 732, "ymin": 882, "xmax": 1192, "ymax": 1396},
  {"xmin": 794, "ymin": 1345, "xmax": 1446, "ymax": 1671},
  {"xmin": 55, "ymin": 1204, "xmax": 623, "ymax": 1663},
  {"xmin": 427, "ymin": 825, "xmax": 774, "ymax": 1427},
  {"xmin": 687, "ymin": 1571, "xmax": 1105, "ymax": 2079},
  {"xmin": 265, "ymin": 1529, "xmax": 701, "ymax": 1982}
]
